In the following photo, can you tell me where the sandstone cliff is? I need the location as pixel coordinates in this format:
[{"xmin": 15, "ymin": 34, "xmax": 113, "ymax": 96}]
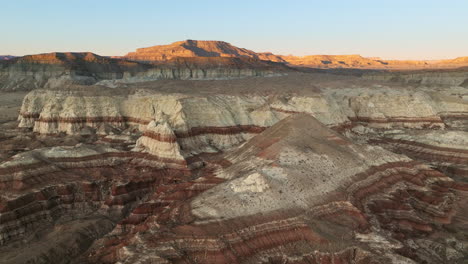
[
  {"xmin": 14, "ymin": 73, "xmax": 466, "ymax": 170},
  {"xmin": 282, "ymin": 55, "xmax": 468, "ymax": 69},
  {"xmin": 4, "ymin": 40, "xmax": 468, "ymax": 92},
  {"xmin": 124, "ymin": 39, "xmax": 285, "ymax": 62},
  {"xmin": 0, "ymin": 52, "xmax": 150, "ymax": 91},
  {"xmin": 0, "ymin": 52, "xmax": 291, "ymax": 91},
  {"xmin": 362, "ymin": 67, "xmax": 468, "ymax": 86},
  {"xmin": 17, "ymin": 74, "xmax": 468, "ymax": 159},
  {"xmin": 123, "ymin": 39, "xmax": 468, "ymax": 70}
]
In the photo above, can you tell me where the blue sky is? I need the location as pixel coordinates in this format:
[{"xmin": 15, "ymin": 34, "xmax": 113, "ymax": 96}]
[{"xmin": 1, "ymin": 0, "xmax": 467, "ymax": 59}]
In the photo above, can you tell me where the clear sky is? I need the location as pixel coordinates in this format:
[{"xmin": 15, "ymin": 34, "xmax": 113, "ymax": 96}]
[{"xmin": 1, "ymin": 0, "xmax": 468, "ymax": 59}]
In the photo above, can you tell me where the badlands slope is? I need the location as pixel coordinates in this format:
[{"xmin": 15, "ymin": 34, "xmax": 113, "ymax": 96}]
[
  {"xmin": 0, "ymin": 70, "xmax": 467, "ymax": 263},
  {"xmin": 0, "ymin": 39, "xmax": 468, "ymax": 264}
]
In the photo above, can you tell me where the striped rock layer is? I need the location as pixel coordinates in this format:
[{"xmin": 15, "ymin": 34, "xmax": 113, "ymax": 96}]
[
  {"xmin": 0, "ymin": 51, "xmax": 290, "ymax": 91},
  {"xmin": 367, "ymin": 130, "xmax": 468, "ymax": 182},
  {"xmin": 17, "ymin": 85, "xmax": 468, "ymax": 161},
  {"xmin": 0, "ymin": 143, "xmax": 197, "ymax": 263},
  {"xmin": 1, "ymin": 82, "xmax": 467, "ymax": 263},
  {"xmin": 78, "ymin": 115, "xmax": 468, "ymax": 264}
]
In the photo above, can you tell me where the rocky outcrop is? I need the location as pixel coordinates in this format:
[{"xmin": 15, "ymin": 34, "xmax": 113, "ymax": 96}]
[
  {"xmin": 98, "ymin": 57, "xmax": 291, "ymax": 87},
  {"xmin": 2, "ymin": 72, "xmax": 468, "ymax": 263},
  {"xmin": 83, "ymin": 114, "xmax": 468, "ymax": 263},
  {"xmin": 4, "ymin": 40, "xmax": 468, "ymax": 92},
  {"xmin": 282, "ymin": 55, "xmax": 468, "ymax": 69},
  {"xmin": 0, "ymin": 52, "xmax": 291, "ymax": 91},
  {"xmin": 361, "ymin": 130, "xmax": 468, "ymax": 181},
  {"xmin": 17, "ymin": 79, "xmax": 467, "ymax": 140},
  {"xmin": 0, "ymin": 52, "xmax": 151, "ymax": 91},
  {"xmin": 362, "ymin": 68, "xmax": 468, "ymax": 86},
  {"xmin": 124, "ymin": 40, "xmax": 286, "ymax": 62},
  {"xmin": 281, "ymin": 54, "xmax": 390, "ymax": 68},
  {"xmin": 18, "ymin": 89, "xmax": 287, "ymax": 157},
  {"xmin": 134, "ymin": 120, "xmax": 185, "ymax": 164},
  {"xmin": 123, "ymin": 39, "xmax": 468, "ymax": 70},
  {"xmin": 0, "ymin": 142, "xmax": 196, "ymax": 263}
]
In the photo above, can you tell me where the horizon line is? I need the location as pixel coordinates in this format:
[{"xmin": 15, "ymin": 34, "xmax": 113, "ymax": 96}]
[{"xmin": 2, "ymin": 40, "xmax": 467, "ymax": 61}]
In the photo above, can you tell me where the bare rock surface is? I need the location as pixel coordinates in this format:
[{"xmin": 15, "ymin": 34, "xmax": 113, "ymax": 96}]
[
  {"xmin": 124, "ymin": 40, "xmax": 282, "ymax": 62},
  {"xmin": 83, "ymin": 114, "xmax": 468, "ymax": 263},
  {"xmin": 4, "ymin": 40, "xmax": 468, "ymax": 94},
  {"xmin": 0, "ymin": 52, "xmax": 292, "ymax": 91},
  {"xmin": 363, "ymin": 67, "xmax": 468, "ymax": 87},
  {"xmin": 123, "ymin": 39, "xmax": 468, "ymax": 70},
  {"xmin": 0, "ymin": 69, "xmax": 467, "ymax": 263}
]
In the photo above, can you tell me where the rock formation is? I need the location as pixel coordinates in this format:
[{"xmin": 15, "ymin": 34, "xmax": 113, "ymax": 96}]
[
  {"xmin": 77, "ymin": 115, "xmax": 468, "ymax": 263},
  {"xmin": 4, "ymin": 40, "xmax": 468, "ymax": 93},
  {"xmin": 124, "ymin": 39, "xmax": 285, "ymax": 62},
  {"xmin": 123, "ymin": 40, "xmax": 468, "ymax": 70},
  {"xmin": 282, "ymin": 55, "xmax": 468, "ymax": 69},
  {"xmin": 0, "ymin": 51, "xmax": 291, "ymax": 91},
  {"xmin": 0, "ymin": 52, "xmax": 150, "ymax": 91},
  {"xmin": 0, "ymin": 51, "xmax": 467, "ymax": 263},
  {"xmin": 17, "ymin": 74, "xmax": 467, "ymax": 138},
  {"xmin": 354, "ymin": 129, "xmax": 468, "ymax": 182},
  {"xmin": 362, "ymin": 67, "xmax": 468, "ymax": 86}
]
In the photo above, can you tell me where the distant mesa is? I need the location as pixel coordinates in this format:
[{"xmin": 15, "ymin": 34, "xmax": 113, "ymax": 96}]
[
  {"xmin": 4, "ymin": 40, "xmax": 468, "ymax": 70},
  {"xmin": 2, "ymin": 39, "xmax": 468, "ymax": 92},
  {"xmin": 124, "ymin": 39, "xmax": 286, "ymax": 62},
  {"xmin": 13, "ymin": 52, "xmax": 137, "ymax": 65},
  {"xmin": 124, "ymin": 39, "xmax": 468, "ymax": 69}
]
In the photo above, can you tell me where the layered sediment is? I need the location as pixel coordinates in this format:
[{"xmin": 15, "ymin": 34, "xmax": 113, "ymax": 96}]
[
  {"xmin": 0, "ymin": 52, "xmax": 151, "ymax": 91},
  {"xmin": 124, "ymin": 40, "xmax": 283, "ymax": 62},
  {"xmin": 363, "ymin": 68, "xmax": 468, "ymax": 86},
  {"xmin": 123, "ymin": 40, "xmax": 468, "ymax": 70},
  {"xmin": 0, "ymin": 52, "xmax": 291, "ymax": 91},
  {"xmin": 1, "ymin": 70, "xmax": 467, "ymax": 263},
  {"xmin": 0, "ymin": 142, "xmax": 196, "ymax": 263},
  {"xmin": 362, "ymin": 130, "xmax": 468, "ymax": 181},
  {"xmin": 83, "ymin": 114, "xmax": 468, "ymax": 263},
  {"xmin": 17, "ymin": 77, "xmax": 467, "ymax": 145},
  {"xmin": 5, "ymin": 40, "xmax": 468, "ymax": 94}
]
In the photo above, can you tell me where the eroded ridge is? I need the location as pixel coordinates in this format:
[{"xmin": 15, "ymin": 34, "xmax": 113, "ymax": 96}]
[
  {"xmin": 1, "ymin": 74, "xmax": 467, "ymax": 263},
  {"xmin": 79, "ymin": 114, "xmax": 468, "ymax": 264}
]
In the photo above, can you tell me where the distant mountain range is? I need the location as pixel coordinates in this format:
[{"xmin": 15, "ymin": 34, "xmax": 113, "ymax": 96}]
[
  {"xmin": 122, "ymin": 40, "xmax": 468, "ymax": 69},
  {"xmin": 4, "ymin": 40, "xmax": 468, "ymax": 70}
]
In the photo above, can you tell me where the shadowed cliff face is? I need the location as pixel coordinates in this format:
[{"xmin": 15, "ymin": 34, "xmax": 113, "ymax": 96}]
[
  {"xmin": 0, "ymin": 51, "xmax": 292, "ymax": 91},
  {"xmin": 0, "ymin": 52, "xmax": 150, "ymax": 91}
]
